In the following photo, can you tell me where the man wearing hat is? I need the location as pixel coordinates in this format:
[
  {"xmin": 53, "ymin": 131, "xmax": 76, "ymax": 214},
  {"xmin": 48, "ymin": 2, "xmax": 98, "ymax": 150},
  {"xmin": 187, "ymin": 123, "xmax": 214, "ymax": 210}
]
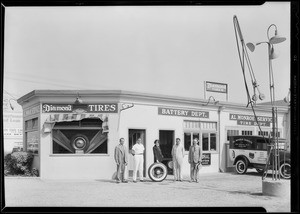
[
  {"xmin": 114, "ymin": 138, "xmax": 128, "ymax": 183},
  {"xmin": 188, "ymin": 138, "xmax": 202, "ymax": 183}
]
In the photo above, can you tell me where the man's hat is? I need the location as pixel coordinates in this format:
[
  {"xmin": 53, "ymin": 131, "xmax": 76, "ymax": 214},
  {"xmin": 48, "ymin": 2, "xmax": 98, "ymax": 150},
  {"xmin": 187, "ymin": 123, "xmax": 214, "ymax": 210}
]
[{"xmin": 196, "ymin": 162, "xmax": 202, "ymax": 170}]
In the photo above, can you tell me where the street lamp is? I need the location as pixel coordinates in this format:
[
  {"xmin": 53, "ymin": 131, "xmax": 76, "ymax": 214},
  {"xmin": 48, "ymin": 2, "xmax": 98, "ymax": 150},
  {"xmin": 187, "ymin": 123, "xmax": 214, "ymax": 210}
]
[
  {"xmin": 203, "ymin": 96, "xmax": 219, "ymax": 106},
  {"xmin": 74, "ymin": 92, "xmax": 83, "ymax": 104},
  {"xmin": 246, "ymin": 24, "xmax": 286, "ymax": 181}
]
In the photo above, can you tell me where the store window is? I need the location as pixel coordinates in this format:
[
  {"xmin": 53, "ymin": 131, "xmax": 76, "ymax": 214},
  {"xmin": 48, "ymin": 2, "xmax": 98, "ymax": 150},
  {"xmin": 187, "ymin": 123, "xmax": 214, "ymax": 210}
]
[
  {"xmin": 270, "ymin": 131, "xmax": 281, "ymax": 138},
  {"xmin": 25, "ymin": 118, "xmax": 39, "ymax": 154},
  {"xmin": 202, "ymin": 133, "xmax": 209, "ymax": 151},
  {"xmin": 210, "ymin": 133, "xmax": 217, "ymax": 151},
  {"xmin": 52, "ymin": 118, "xmax": 107, "ymax": 154},
  {"xmin": 184, "ymin": 133, "xmax": 200, "ymax": 151},
  {"xmin": 227, "ymin": 129, "xmax": 239, "ymax": 141},
  {"xmin": 184, "ymin": 120, "xmax": 218, "ymax": 152},
  {"xmin": 241, "ymin": 130, "xmax": 253, "ymax": 136},
  {"xmin": 202, "ymin": 133, "xmax": 217, "ymax": 151},
  {"xmin": 258, "ymin": 131, "xmax": 269, "ymax": 137},
  {"xmin": 184, "ymin": 133, "xmax": 191, "ymax": 151}
]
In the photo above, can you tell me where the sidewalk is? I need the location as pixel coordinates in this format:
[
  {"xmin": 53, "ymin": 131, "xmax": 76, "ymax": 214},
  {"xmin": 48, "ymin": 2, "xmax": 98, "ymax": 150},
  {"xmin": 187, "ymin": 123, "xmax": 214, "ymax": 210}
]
[{"xmin": 4, "ymin": 171, "xmax": 290, "ymax": 212}]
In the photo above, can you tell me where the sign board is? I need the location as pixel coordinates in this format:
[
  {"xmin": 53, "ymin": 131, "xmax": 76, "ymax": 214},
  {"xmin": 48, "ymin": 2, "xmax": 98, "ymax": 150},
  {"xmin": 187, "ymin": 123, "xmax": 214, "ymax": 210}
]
[
  {"xmin": 201, "ymin": 153, "xmax": 211, "ymax": 165},
  {"xmin": 42, "ymin": 103, "xmax": 118, "ymax": 113},
  {"xmin": 158, "ymin": 107, "xmax": 209, "ymax": 118},
  {"xmin": 3, "ymin": 128, "xmax": 23, "ymax": 137},
  {"xmin": 229, "ymin": 113, "xmax": 272, "ymax": 127},
  {"xmin": 24, "ymin": 106, "xmax": 40, "ymax": 117},
  {"xmin": 3, "ymin": 113, "xmax": 23, "ymax": 138},
  {"xmin": 205, "ymin": 81, "xmax": 228, "ymax": 93}
]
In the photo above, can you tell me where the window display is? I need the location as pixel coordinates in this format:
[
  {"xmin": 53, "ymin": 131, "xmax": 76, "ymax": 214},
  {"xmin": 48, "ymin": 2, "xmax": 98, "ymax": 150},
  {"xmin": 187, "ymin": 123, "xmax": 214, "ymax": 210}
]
[{"xmin": 52, "ymin": 118, "xmax": 107, "ymax": 154}]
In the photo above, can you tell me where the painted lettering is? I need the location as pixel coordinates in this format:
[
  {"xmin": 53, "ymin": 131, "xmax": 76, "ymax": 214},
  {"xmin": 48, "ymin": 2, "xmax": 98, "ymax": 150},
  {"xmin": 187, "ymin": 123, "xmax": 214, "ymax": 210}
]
[
  {"xmin": 111, "ymin": 104, "xmax": 116, "ymax": 111},
  {"xmin": 158, "ymin": 107, "xmax": 209, "ymax": 118}
]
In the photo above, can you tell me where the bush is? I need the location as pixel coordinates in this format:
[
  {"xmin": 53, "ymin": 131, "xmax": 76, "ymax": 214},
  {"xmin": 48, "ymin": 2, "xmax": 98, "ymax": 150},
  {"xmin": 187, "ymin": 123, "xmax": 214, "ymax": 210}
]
[{"xmin": 4, "ymin": 152, "xmax": 34, "ymax": 176}]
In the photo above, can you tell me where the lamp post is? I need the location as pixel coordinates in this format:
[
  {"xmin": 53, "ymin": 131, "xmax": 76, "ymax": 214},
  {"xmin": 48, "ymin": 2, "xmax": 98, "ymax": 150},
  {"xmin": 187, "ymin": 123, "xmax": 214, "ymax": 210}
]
[
  {"xmin": 247, "ymin": 24, "xmax": 286, "ymax": 181},
  {"xmin": 203, "ymin": 96, "xmax": 219, "ymax": 106}
]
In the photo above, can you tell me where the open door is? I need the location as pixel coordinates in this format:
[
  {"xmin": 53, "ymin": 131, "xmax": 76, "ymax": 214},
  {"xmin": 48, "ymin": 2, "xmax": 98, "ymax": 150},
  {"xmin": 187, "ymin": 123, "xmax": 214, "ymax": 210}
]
[
  {"xmin": 128, "ymin": 129, "xmax": 146, "ymax": 177},
  {"xmin": 159, "ymin": 130, "xmax": 174, "ymax": 175}
]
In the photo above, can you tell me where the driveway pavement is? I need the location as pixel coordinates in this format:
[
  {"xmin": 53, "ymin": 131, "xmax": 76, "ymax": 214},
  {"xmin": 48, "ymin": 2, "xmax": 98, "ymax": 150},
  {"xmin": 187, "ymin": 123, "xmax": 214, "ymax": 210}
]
[{"xmin": 4, "ymin": 170, "xmax": 290, "ymax": 212}]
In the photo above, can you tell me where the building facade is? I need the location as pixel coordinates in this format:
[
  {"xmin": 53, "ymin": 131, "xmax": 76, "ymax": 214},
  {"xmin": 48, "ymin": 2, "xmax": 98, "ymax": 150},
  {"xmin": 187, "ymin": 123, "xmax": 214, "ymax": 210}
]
[{"xmin": 17, "ymin": 90, "xmax": 289, "ymax": 179}]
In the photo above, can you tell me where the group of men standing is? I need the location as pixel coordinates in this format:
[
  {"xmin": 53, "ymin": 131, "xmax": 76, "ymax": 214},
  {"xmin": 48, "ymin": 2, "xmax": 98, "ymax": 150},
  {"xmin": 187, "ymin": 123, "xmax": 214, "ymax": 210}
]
[
  {"xmin": 170, "ymin": 138, "xmax": 203, "ymax": 182},
  {"xmin": 114, "ymin": 137, "xmax": 203, "ymax": 183}
]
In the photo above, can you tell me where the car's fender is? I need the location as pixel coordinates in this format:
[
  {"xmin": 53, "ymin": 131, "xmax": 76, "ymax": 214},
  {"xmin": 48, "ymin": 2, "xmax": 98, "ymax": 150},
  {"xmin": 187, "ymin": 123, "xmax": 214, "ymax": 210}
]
[{"xmin": 233, "ymin": 155, "xmax": 249, "ymax": 166}]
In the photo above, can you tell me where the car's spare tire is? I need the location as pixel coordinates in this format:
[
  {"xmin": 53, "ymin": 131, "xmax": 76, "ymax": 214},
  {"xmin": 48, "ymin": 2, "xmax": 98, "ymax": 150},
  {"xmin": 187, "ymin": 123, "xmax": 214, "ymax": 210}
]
[
  {"xmin": 148, "ymin": 162, "xmax": 168, "ymax": 182},
  {"xmin": 279, "ymin": 162, "xmax": 291, "ymax": 179}
]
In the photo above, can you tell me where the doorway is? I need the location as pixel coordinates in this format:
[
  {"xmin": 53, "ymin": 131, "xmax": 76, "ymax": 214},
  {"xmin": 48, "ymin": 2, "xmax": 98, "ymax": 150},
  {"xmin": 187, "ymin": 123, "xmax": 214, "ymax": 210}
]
[
  {"xmin": 159, "ymin": 130, "xmax": 174, "ymax": 175},
  {"xmin": 128, "ymin": 129, "xmax": 146, "ymax": 177}
]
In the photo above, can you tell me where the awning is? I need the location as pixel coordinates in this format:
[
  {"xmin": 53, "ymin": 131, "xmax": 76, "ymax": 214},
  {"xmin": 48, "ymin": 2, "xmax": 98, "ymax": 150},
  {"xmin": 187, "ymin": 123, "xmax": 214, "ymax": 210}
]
[{"xmin": 43, "ymin": 113, "xmax": 109, "ymax": 133}]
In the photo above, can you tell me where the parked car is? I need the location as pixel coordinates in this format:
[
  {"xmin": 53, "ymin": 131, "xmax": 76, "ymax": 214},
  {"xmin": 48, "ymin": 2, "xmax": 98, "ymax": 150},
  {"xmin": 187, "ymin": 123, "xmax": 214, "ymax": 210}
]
[
  {"xmin": 161, "ymin": 158, "xmax": 173, "ymax": 175},
  {"xmin": 229, "ymin": 135, "xmax": 290, "ymax": 179}
]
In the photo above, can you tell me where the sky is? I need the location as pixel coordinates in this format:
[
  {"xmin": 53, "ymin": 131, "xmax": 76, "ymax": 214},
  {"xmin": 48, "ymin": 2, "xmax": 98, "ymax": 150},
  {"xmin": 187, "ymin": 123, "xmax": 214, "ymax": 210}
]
[{"xmin": 3, "ymin": 2, "xmax": 291, "ymax": 105}]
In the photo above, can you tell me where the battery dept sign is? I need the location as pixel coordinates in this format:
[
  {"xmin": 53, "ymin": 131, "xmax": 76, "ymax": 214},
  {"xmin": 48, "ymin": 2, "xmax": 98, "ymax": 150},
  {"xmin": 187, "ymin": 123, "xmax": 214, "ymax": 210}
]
[
  {"xmin": 158, "ymin": 107, "xmax": 209, "ymax": 118},
  {"xmin": 42, "ymin": 104, "xmax": 118, "ymax": 113}
]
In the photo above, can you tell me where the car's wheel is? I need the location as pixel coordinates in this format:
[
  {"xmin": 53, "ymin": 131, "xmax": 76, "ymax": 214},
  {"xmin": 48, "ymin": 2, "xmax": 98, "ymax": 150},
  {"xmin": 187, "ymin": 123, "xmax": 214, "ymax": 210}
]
[
  {"xmin": 167, "ymin": 161, "xmax": 173, "ymax": 169},
  {"xmin": 279, "ymin": 162, "xmax": 291, "ymax": 179},
  {"xmin": 256, "ymin": 168, "xmax": 264, "ymax": 174},
  {"xmin": 148, "ymin": 162, "xmax": 168, "ymax": 182},
  {"xmin": 235, "ymin": 159, "xmax": 248, "ymax": 174}
]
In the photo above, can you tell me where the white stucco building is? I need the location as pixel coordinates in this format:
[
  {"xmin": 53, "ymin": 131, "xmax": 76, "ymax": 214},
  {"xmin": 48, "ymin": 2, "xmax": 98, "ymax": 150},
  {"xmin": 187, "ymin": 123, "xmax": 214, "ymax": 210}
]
[{"xmin": 17, "ymin": 90, "xmax": 289, "ymax": 179}]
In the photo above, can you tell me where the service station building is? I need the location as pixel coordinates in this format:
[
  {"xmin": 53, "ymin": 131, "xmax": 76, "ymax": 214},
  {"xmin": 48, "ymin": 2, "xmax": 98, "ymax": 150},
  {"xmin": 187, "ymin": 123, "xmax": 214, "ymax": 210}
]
[{"xmin": 17, "ymin": 90, "xmax": 289, "ymax": 179}]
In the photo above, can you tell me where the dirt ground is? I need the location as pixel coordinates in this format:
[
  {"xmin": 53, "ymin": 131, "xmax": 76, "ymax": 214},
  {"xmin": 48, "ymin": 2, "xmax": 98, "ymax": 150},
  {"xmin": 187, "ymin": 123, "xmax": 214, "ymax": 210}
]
[{"xmin": 4, "ymin": 170, "xmax": 291, "ymax": 212}]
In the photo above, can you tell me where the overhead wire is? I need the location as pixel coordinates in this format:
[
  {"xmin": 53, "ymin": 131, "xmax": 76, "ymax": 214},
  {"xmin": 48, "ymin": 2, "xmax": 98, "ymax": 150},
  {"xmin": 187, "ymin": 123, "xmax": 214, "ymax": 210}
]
[
  {"xmin": 3, "ymin": 89, "xmax": 18, "ymax": 100},
  {"xmin": 4, "ymin": 76, "xmax": 111, "ymax": 91}
]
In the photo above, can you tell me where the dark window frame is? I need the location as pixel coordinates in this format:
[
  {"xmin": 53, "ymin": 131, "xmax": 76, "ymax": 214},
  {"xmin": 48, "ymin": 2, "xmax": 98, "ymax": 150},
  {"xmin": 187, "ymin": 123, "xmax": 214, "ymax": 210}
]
[
  {"xmin": 25, "ymin": 117, "xmax": 39, "ymax": 154},
  {"xmin": 51, "ymin": 118, "xmax": 107, "ymax": 155}
]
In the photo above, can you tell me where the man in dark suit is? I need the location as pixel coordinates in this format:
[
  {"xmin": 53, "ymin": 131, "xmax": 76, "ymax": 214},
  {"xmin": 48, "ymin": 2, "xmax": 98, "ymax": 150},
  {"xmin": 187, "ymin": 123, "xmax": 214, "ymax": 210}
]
[
  {"xmin": 188, "ymin": 138, "xmax": 202, "ymax": 183},
  {"xmin": 114, "ymin": 138, "xmax": 128, "ymax": 183},
  {"xmin": 153, "ymin": 139, "xmax": 164, "ymax": 163}
]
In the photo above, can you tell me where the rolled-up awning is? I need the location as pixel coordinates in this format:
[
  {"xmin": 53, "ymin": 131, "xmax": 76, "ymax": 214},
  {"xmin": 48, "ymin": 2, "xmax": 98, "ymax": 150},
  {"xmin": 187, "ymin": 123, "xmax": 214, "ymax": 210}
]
[{"xmin": 43, "ymin": 113, "xmax": 109, "ymax": 133}]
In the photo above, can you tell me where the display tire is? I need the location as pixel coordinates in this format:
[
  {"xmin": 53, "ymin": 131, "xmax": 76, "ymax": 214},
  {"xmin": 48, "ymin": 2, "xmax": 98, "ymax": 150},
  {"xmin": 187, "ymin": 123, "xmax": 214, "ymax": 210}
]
[
  {"xmin": 71, "ymin": 134, "xmax": 90, "ymax": 152},
  {"xmin": 279, "ymin": 162, "xmax": 291, "ymax": 179},
  {"xmin": 235, "ymin": 159, "xmax": 248, "ymax": 174},
  {"xmin": 148, "ymin": 162, "xmax": 168, "ymax": 182}
]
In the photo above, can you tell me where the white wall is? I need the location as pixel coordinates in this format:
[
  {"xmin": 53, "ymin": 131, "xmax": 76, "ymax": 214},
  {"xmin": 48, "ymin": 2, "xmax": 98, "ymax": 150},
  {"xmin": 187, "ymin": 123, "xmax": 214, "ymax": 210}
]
[
  {"xmin": 27, "ymin": 98, "xmax": 288, "ymax": 180},
  {"xmin": 119, "ymin": 104, "xmax": 220, "ymax": 178}
]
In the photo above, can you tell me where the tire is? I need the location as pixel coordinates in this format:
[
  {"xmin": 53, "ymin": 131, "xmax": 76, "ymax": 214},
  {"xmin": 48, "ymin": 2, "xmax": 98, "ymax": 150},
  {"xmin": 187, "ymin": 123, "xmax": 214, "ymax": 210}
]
[
  {"xmin": 71, "ymin": 134, "xmax": 89, "ymax": 152},
  {"xmin": 279, "ymin": 162, "xmax": 291, "ymax": 179},
  {"xmin": 167, "ymin": 161, "xmax": 173, "ymax": 169},
  {"xmin": 235, "ymin": 159, "xmax": 248, "ymax": 174},
  {"xmin": 148, "ymin": 162, "xmax": 168, "ymax": 182}
]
